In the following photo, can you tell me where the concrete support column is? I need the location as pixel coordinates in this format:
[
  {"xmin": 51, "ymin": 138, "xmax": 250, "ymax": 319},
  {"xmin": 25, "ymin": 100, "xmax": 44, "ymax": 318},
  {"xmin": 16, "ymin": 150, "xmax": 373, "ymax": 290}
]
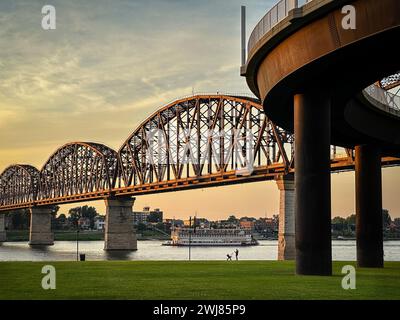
[
  {"xmin": 275, "ymin": 174, "xmax": 295, "ymax": 260},
  {"xmin": 294, "ymin": 92, "xmax": 332, "ymax": 275},
  {"xmin": 104, "ymin": 197, "xmax": 137, "ymax": 251},
  {"xmin": 0, "ymin": 214, "xmax": 6, "ymax": 242},
  {"xmin": 355, "ymin": 144, "xmax": 384, "ymax": 268},
  {"xmin": 29, "ymin": 207, "xmax": 54, "ymax": 246}
]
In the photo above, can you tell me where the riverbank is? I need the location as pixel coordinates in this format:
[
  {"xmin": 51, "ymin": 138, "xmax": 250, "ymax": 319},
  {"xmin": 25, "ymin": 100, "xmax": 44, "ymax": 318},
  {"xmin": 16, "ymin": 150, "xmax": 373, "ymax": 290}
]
[
  {"xmin": 5, "ymin": 230, "xmax": 169, "ymax": 241},
  {"xmin": 0, "ymin": 261, "xmax": 399, "ymax": 299},
  {"xmin": 5, "ymin": 230, "xmax": 105, "ymax": 241},
  {"xmin": 5, "ymin": 231, "xmax": 400, "ymax": 242}
]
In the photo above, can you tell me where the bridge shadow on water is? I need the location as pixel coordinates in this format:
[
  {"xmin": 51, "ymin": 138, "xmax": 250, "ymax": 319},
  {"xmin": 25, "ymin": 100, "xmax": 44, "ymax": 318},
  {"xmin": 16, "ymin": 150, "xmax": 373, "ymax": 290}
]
[
  {"xmin": 29, "ymin": 245, "xmax": 50, "ymax": 253},
  {"xmin": 105, "ymin": 250, "xmax": 135, "ymax": 261}
]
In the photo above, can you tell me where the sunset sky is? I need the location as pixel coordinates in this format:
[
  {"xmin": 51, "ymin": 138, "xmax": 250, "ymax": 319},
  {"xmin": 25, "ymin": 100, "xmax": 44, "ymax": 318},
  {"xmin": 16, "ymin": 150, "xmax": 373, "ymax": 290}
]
[{"xmin": 1, "ymin": 0, "xmax": 399, "ymax": 220}]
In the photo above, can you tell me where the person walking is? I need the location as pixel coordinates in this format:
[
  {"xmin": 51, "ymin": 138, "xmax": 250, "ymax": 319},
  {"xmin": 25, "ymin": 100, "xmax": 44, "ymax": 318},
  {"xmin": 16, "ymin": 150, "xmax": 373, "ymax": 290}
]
[{"xmin": 235, "ymin": 249, "xmax": 239, "ymax": 261}]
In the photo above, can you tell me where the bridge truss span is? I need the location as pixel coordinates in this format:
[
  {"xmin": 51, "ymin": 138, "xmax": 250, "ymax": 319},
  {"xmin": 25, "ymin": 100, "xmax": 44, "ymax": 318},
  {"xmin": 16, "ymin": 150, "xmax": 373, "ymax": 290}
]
[
  {"xmin": 0, "ymin": 95, "xmax": 399, "ymax": 211},
  {"xmin": 38, "ymin": 142, "xmax": 119, "ymax": 203},
  {"xmin": 0, "ymin": 165, "xmax": 40, "ymax": 207},
  {"xmin": 117, "ymin": 95, "xmax": 294, "ymax": 188}
]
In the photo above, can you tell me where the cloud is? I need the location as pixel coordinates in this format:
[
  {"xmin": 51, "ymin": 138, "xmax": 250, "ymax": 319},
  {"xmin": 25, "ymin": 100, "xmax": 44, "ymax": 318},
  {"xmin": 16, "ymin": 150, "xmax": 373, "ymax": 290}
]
[
  {"xmin": 2, "ymin": 0, "xmax": 379, "ymax": 220},
  {"xmin": 1, "ymin": 0, "xmax": 270, "ymax": 156}
]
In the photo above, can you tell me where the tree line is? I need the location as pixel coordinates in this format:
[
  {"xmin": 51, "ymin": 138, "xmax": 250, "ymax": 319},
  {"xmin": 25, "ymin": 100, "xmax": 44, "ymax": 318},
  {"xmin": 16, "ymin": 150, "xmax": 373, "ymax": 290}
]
[{"xmin": 4, "ymin": 205, "xmax": 99, "ymax": 230}]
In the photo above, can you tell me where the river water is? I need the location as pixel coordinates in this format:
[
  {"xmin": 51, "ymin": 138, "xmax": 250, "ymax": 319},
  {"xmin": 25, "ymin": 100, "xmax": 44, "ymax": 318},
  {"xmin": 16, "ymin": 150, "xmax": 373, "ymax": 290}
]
[{"xmin": 0, "ymin": 240, "xmax": 399, "ymax": 261}]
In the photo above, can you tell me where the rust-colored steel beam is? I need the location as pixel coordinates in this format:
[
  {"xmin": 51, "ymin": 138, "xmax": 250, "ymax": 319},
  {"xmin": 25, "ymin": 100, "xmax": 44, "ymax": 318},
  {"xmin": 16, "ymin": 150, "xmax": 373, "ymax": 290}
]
[
  {"xmin": 1, "ymin": 156, "xmax": 399, "ymax": 212},
  {"xmin": 1, "ymin": 95, "xmax": 400, "ymax": 212}
]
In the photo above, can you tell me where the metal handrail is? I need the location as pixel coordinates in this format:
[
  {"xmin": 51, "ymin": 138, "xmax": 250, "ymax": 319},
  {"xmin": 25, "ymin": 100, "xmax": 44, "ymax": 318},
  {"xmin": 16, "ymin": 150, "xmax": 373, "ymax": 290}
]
[
  {"xmin": 247, "ymin": 1, "xmax": 400, "ymax": 118},
  {"xmin": 363, "ymin": 84, "xmax": 400, "ymax": 114},
  {"xmin": 380, "ymin": 72, "xmax": 400, "ymax": 90},
  {"xmin": 247, "ymin": 0, "xmax": 310, "ymax": 56}
]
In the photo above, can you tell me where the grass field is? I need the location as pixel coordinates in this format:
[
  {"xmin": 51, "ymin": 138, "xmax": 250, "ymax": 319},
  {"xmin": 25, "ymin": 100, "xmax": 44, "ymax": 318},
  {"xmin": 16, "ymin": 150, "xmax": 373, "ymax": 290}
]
[{"xmin": 0, "ymin": 261, "xmax": 399, "ymax": 300}]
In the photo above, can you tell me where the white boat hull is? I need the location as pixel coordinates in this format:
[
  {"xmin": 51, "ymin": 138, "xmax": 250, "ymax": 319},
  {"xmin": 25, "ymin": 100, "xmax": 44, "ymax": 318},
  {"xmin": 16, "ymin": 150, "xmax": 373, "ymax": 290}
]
[{"xmin": 162, "ymin": 240, "xmax": 259, "ymax": 247}]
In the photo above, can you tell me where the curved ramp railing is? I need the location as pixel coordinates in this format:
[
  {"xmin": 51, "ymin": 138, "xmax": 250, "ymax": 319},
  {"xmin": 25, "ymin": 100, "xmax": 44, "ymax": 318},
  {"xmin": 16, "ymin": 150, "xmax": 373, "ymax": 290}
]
[
  {"xmin": 380, "ymin": 73, "xmax": 400, "ymax": 90},
  {"xmin": 247, "ymin": 0, "xmax": 400, "ymax": 119},
  {"xmin": 248, "ymin": 0, "xmax": 309, "ymax": 55},
  {"xmin": 248, "ymin": 0, "xmax": 400, "ymax": 119},
  {"xmin": 363, "ymin": 75, "xmax": 400, "ymax": 116}
]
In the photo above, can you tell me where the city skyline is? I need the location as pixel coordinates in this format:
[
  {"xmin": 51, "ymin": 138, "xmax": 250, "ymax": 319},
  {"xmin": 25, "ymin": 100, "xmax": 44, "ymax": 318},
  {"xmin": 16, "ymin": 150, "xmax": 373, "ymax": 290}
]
[{"xmin": 1, "ymin": 0, "xmax": 400, "ymax": 219}]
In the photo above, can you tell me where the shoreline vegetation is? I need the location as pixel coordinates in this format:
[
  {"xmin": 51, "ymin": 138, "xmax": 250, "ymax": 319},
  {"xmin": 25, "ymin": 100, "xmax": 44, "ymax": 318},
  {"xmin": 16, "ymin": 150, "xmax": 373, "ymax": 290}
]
[
  {"xmin": 4, "ymin": 230, "xmax": 169, "ymax": 242},
  {"xmin": 3, "ymin": 230, "xmax": 400, "ymax": 242},
  {"xmin": 0, "ymin": 261, "xmax": 399, "ymax": 300}
]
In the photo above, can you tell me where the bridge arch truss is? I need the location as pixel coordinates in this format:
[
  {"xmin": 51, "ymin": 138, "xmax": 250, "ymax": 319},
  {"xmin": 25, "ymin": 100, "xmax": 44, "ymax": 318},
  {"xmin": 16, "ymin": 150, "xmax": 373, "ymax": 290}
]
[
  {"xmin": 38, "ymin": 142, "xmax": 118, "ymax": 201},
  {"xmin": 0, "ymin": 165, "xmax": 40, "ymax": 207},
  {"xmin": 117, "ymin": 95, "xmax": 294, "ymax": 188}
]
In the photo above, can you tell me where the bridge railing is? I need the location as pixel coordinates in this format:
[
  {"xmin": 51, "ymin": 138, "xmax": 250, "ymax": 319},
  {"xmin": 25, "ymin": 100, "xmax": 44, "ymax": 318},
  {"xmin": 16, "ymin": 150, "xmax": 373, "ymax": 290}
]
[
  {"xmin": 380, "ymin": 72, "xmax": 400, "ymax": 90},
  {"xmin": 364, "ymin": 84, "xmax": 400, "ymax": 114},
  {"xmin": 248, "ymin": 0, "xmax": 309, "ymax": 56}
]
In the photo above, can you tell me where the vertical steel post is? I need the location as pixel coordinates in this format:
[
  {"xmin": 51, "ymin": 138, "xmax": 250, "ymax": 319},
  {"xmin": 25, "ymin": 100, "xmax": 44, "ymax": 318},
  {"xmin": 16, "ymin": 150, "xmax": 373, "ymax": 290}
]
[{"xmin": 241, "ymin": 6, "xmax": 246, "ymax": 66}]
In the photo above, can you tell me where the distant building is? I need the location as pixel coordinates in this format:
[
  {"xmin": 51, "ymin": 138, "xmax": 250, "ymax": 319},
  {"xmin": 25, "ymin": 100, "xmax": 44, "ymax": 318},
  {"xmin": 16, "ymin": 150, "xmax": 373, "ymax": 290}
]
[
  {"xmin": 183, "ymin": 219, "xmax": 196, "ymax": 227},
  {"xmin": 240, "ymin": 220, "xmax": 254, "ymax": 230},
  {"xmin": 254, "ymin": 218, "xmax": 267, "ymax": 231},
  {"xmin": 164, "ymin": 219, "xmax": 184, "ymax": 228},
  {"xmin": 211, "ymin": 219, "xmax": 239, "ymax": 229},
  {"xmin": 133, "ymin": 207, "xmax": 164, "ymax": 225},
  {"xmin": 183, "ymin": 217, "xmax": 209, "ymax": 228},
  {"xmin": 255, "ymin": 217, "xmax": 277, "ymax": 231},
  {"xmin": 240, "ymin": 218, "xmax": 255, "ymax": 230},
  {"xmin": 94, "ymin": 215, "xmax": 105, "ymax": 231},
  {"xmin": 197, "ymin": 218, "xmax": 210, "ymax": 229},
  {"xmin": 78, "ymin": 217, "xmax": 91, "ymax": 230},
  {"xmin": 147, "ymin": 208, "xmax": 163, "ymax": 223},
  {"xmin": 133, "ymin": 209, "xmax": 149, "ymax": 225}
]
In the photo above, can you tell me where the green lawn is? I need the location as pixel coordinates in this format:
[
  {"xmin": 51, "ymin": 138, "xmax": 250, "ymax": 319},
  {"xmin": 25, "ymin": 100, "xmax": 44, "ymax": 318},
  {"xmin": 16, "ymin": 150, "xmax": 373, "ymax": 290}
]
[{"xmin": 0, "ymin": 261, "xmax": 399, "ymax": 300}]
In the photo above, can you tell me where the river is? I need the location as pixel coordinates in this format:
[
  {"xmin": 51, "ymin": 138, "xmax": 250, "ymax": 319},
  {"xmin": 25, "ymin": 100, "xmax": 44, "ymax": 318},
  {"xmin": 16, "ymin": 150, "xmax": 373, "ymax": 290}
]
[{"xmin": 0, "ymin": 240, "xmax": 399, "ymax": 261}]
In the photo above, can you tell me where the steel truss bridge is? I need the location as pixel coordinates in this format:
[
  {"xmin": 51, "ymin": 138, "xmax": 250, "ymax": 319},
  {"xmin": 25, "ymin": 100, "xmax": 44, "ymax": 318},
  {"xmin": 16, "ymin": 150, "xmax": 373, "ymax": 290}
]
[{"xmin": 1, "ymin": 90, "xmax": 400, "ymax": 212}]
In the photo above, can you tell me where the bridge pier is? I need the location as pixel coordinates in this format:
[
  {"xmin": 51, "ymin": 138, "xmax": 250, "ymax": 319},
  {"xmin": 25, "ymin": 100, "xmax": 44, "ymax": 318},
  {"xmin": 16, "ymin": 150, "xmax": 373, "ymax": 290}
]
[
  {"xmin": 0, "ymin": 214, "xmax": 6, "ymax": 242},
  {"xmin": 275, "ymin": 174, "xmax": 295, "ymax": 260},
  {"xmin": 355, "ymin": 145, "xmax": 384, "ymax": 268},
  {"xmin": 104, "ymin": 197, "xmax": 137, "ymax": 251},
  {"xmin": 29, "ymin": 207, "xmax": 54, "ymax": 246},
  {"xmin": 294, "ymin": 93, "xmax": 332, "ymax": 275}
]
